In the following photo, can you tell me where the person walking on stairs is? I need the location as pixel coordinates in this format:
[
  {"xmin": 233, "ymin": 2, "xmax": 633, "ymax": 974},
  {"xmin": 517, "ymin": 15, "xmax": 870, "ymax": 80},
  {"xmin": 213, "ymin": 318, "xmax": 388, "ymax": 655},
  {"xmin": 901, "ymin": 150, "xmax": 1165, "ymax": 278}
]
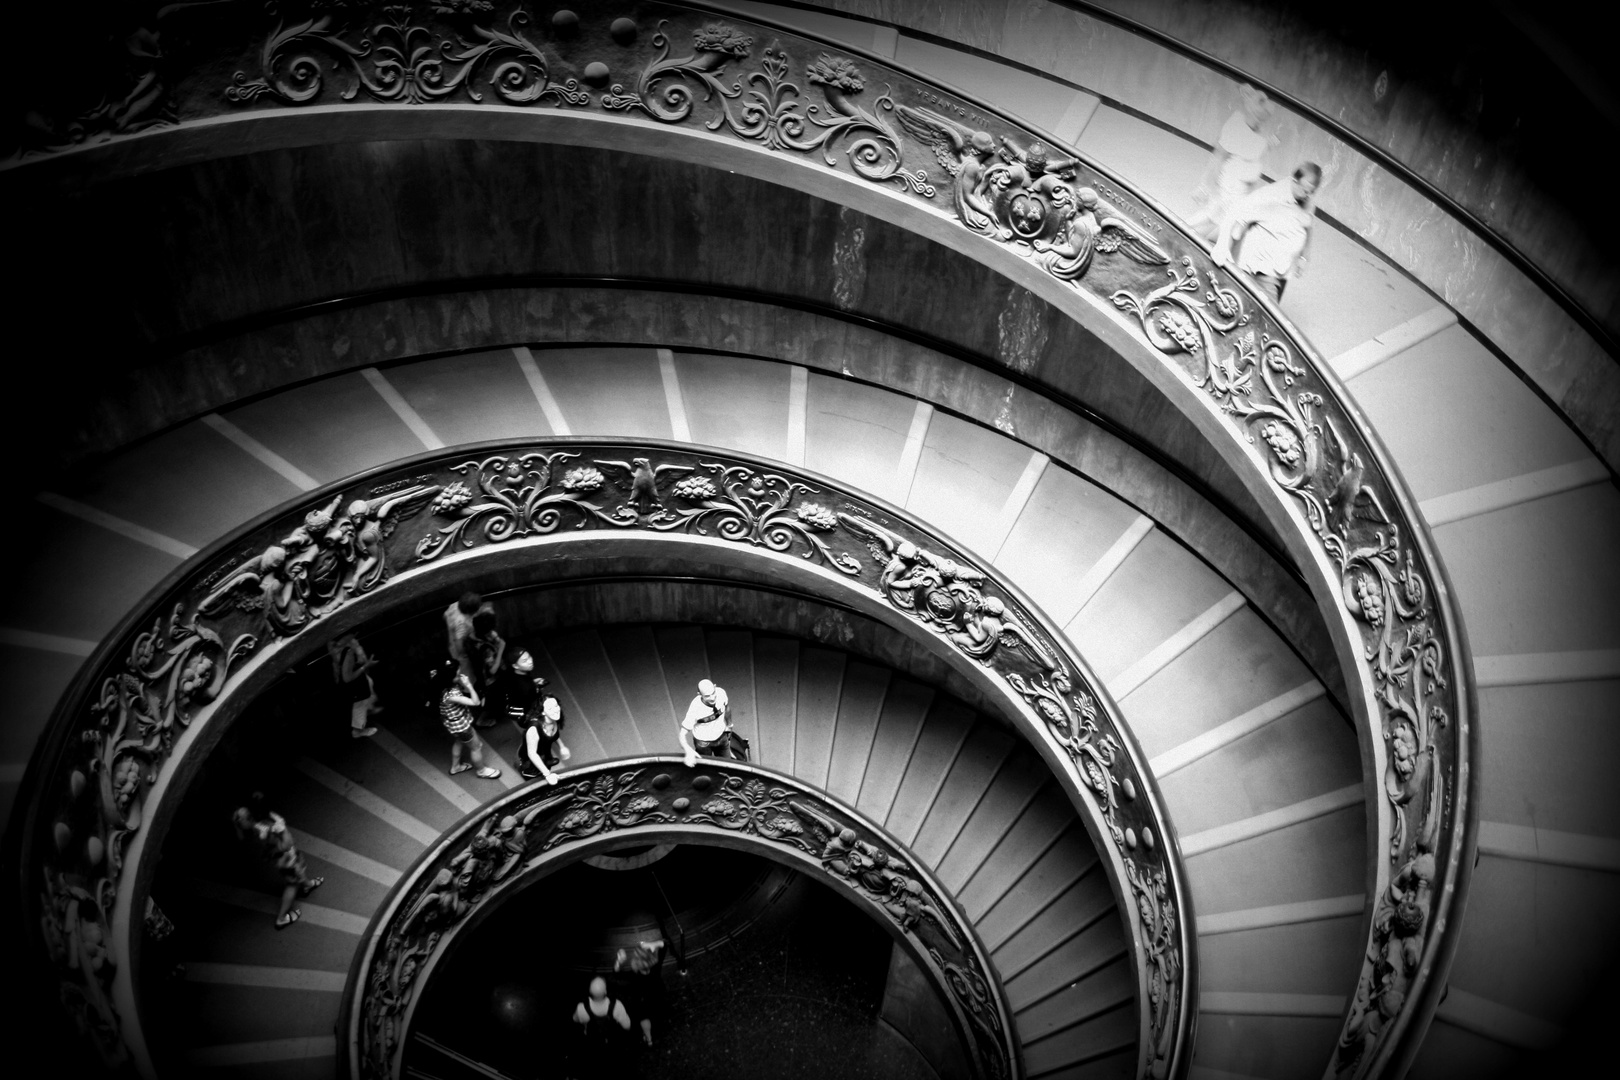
[
  {"xmin": 440, "ymin": 668, "xmax": 501, "ymax": 780},
  {"xmin": 327, "ymin": 633, "xmax": 380, "ymax": 739},
  {"xmin": 612, "ymin": 942, "xmax": 666, "ymax": 1048},
  {"xmin": 571, "ymin": 976, "xmax": 632, "ymax": 1079},
  {"xmin": 230, "ymin": 796, "xmax": 323, "ymax": 930},
  {"xmin": 1211, "ymin": 161, "xmax": 1323, "ymax": 300},
  {"xmin": 680, "ymin": 678, "xmax": 748, "ymax": 766}
]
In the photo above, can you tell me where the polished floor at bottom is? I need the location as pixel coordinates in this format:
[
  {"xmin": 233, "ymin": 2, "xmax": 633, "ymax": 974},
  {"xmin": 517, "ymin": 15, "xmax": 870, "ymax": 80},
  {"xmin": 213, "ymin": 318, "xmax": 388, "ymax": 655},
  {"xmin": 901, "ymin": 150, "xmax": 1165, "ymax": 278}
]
[{"xmin": 414, "ymin": 854, "xmax": 945, "ymax": 1080}]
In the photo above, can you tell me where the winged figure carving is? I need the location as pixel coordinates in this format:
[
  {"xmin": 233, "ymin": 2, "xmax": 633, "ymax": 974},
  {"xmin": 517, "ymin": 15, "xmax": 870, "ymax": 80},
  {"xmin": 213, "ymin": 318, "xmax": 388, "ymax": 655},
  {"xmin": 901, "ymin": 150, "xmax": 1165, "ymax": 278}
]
[
  {"xmin": 896, "ymin": 104, "xmax": 998, "ymax": 233},
  {"xmin": 593, "ymin": 456, "xmax": 694, "ymax": 513},
  {"xmin": 1038, "ymin": 186, "xmax": 1171, "ymax": 281}
]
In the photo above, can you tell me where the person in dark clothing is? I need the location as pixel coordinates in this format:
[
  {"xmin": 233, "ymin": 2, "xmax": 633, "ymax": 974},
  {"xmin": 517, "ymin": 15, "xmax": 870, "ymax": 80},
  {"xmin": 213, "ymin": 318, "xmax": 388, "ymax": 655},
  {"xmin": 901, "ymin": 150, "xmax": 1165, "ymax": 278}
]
[
  {"xmin": 612, "ymin": 942, "xmax": 667, "ymax": 1048},
  {"xmin": 444, "ymin": 592, "xmax": 481, "ymax": 673},
  {"xmin": 463, "ymin": 606, "xmax": 505, "ymax": 726},
  {"xmin": 231, "ymin": 796, "xmax": 322, "ymax": 929},
  {"xmin": 571, "ymin": 976, "xmax": 631, "ymax": 1079},
  {"xmin": 497, "ymin": 648, "xmax": 543, "ymax": 725},
  {"xmin": 517, "ymin": 697, "xmax": 569, "ymax": 784},
  {"xmin": 327, "ymin": 633, "xmax": 380, "ymax": 739}
]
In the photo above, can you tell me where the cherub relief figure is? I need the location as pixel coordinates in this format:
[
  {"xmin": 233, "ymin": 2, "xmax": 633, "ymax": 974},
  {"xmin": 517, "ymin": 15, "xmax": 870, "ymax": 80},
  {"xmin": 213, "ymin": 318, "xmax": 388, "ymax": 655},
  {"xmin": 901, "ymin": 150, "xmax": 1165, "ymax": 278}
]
[
  {"xmin": 793, "ymin": 803, "xmax": 963, "ymax": 951},
  {"xmin": 841, "ymin": 513, "xmax": 1053, "ymax": 670},
  {"xmin": 897, "ymin": 105, "xmax": 999, "ymax": 233},
  {"xmin": 199, "ymin": 484, "xmax": 436, "ymax": 636},
  {"xmin": 1038, "ymin": 186, "xmax": 1170, "ymax": 281},
  {"xmin": 341, "ymin": 483, "xmax": 439, "ymax": 596}
]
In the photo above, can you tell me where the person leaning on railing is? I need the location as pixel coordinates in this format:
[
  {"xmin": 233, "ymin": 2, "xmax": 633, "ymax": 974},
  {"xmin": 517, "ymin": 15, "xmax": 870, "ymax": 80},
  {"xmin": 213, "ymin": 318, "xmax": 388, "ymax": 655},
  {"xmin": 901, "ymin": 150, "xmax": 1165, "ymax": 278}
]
[{"xmin": 679, "ymin": 678, "xmax": 748, "ymax": 766}]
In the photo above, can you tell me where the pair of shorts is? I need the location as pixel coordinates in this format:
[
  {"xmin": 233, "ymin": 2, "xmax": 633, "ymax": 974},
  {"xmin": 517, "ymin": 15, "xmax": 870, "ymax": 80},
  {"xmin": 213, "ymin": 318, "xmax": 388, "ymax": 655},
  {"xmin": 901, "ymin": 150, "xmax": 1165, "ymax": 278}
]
[
  {"xmin": 275, "ymin": 850, "xmax": 308, "ymax": 885},
  {"xmin": 449, "ymin": 726, "xmax": 479, "ymax": 745}
]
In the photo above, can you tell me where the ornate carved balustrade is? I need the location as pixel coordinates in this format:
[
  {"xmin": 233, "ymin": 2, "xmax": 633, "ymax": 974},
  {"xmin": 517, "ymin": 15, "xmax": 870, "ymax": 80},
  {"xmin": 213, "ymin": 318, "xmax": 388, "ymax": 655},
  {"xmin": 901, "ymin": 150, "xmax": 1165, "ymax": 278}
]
[
  {"xmin": 341, "ymin": 757, "xmax": 1019, "ymax": 1079},
  {"xmin": 18, "ymin": 439, "xmax": 1190, "ymax": 1079},
  {"xmin": 7, "ymin": 3, "xmax": 1476, "ymax": 1078}
]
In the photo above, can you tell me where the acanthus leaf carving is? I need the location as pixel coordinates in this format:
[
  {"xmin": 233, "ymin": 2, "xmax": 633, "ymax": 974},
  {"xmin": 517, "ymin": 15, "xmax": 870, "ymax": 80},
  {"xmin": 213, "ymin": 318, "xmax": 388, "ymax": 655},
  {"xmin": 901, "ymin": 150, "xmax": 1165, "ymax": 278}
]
[
  {"xmin": 1112, "ymin": 258, "xmax": 1459, "ymax": 1079},
  {"xmin": 226, "ymin": 8, "xmax": 589, "ymax": 109},
  {"xmin": 604, "ymin": 22, "xmax": 932, "ymax": 195}
]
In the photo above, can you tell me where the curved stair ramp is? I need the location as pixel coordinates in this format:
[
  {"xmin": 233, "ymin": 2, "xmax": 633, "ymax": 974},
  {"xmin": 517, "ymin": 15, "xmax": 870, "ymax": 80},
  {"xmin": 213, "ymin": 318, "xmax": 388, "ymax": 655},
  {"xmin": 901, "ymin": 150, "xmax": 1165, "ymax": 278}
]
[{"xmin": 149, "ymin": 622, "xmax": 1132, "ymax": 1079}]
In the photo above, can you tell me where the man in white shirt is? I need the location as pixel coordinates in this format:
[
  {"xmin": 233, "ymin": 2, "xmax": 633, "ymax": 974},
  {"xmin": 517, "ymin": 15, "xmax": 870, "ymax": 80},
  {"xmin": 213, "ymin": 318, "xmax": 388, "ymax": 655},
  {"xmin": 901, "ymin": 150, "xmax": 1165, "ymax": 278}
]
[
  {"xmin": 680, "ymin": 678, "xmax": 738, "ymax": 766},
  {"xmin": 1211, "ymin": 162, "xmax": 1322, "ymax": 301}
]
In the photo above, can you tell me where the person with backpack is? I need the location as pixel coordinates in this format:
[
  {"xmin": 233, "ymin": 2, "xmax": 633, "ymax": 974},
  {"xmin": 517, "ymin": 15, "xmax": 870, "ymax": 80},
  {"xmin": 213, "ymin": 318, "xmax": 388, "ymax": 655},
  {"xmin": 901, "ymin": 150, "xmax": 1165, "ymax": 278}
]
[
  {"xmin": 571, "ymin": 976, "xmax": 632, "ymax": 1079},
  {"xmin": 679, "ymin": 678, "xmax": 748, "ymax": 766}
]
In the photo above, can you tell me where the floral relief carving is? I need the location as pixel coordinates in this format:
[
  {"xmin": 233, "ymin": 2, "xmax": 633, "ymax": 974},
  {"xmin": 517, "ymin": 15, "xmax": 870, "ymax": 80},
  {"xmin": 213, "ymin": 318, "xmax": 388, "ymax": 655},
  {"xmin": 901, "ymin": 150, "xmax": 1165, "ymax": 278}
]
[
  {"xmin": 356, "ymin": 762, "xmax": 1015, "ymax": 1080},
  {"xmin": 226, "ymin": 8, "xmax": 588, "ymax": 108},
  {"xmin": 414, "ymin": 450, "xmax": 863, "ymax": 574},
  {"xmin": 1112, "ymin": 260, "xmax": 1461, "ymax": 1079},
  {"xmin": 603, "ymin": 22, "xmax": 932, "ymax": 195}
]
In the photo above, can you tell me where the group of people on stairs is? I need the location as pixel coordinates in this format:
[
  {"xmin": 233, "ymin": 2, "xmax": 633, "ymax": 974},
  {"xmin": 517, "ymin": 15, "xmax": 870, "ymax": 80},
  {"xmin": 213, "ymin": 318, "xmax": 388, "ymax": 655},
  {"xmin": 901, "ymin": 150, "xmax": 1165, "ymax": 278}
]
[
  {"xmin": 435, "ymin": 591, "xmax": 574, "ymax": 783},
  {"xmin": 438, "ymin": 591, "xmax": 750, "ymax": 779},
  {"xmin": 232, "ymin": 598, "xmax": 758, "ymax": 930}
]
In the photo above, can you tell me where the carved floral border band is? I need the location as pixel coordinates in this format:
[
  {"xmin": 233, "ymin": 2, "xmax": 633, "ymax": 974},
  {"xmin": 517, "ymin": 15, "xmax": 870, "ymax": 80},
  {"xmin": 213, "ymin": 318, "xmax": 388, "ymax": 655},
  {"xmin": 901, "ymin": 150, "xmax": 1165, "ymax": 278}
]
[
  {"xmin": 344, "ymin": 758, "xmax": 1019, "ymax": 1080},
  {"xmin": 8, "ymin": 2, "xmax": 1474, "ymax": 1078}
]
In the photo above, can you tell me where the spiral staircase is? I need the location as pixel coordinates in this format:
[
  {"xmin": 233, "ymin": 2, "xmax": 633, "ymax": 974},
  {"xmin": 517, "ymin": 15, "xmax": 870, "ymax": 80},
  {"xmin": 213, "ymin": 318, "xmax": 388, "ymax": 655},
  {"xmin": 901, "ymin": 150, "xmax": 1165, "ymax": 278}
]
[
  {"xmin": 3, "ymin": 3, "xmax": 1617, "ymax": 1079},
  {"xmin": 148, "ymin": 617, "xmax": 1136, "ymax": 1078}
]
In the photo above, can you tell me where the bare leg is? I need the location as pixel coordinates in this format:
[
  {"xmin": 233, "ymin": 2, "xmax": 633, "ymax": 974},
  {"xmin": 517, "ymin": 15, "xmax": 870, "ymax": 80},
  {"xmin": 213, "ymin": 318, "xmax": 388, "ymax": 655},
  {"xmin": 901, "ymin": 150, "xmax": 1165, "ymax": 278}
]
[
  {"xmin": 277, "ymin": 883, "xmax": 298, "ymax": 924},
  {"xmin": 470, "ymin": 734, "xmax": 500, "ymax": 779}
]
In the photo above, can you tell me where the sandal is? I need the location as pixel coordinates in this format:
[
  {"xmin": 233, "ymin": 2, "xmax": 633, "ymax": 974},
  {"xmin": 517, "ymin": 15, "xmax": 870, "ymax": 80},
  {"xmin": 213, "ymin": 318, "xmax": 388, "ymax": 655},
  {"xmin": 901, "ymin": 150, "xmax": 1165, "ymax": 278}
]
[
  {"xmin": 299, "ymin": 876, "xmax": 324, "ymax": 897},
  {"xmin": 274, "ymin": 909, "xmax": 301, "ymax": 930},
  {"xmin": 475, "ymin": 766, "xmax": 501, "ymax": 780},
  {"xmin": 450, "ymin": 762, "xmax": 473, "ymax": 775}
]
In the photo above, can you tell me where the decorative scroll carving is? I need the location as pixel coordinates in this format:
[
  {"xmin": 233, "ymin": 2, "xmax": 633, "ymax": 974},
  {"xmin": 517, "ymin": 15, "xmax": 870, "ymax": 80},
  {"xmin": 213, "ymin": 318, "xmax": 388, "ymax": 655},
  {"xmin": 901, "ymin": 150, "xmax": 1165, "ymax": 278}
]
[
  {"xmin": 603, "ymin": 22, "xmax": 930, "ymax": 194},
  {"xmin": 1111, "ymin": 261, "xmax": 1461, "ymax": 1078},
  {"xmin": 416, "ymin": 450, "xmax": 862, "ymax": 573},
  {"xmin": 353, "ymin": 761, "xmax": 1016, "ymax": 1080},
  {"xmin": 41, "ymin": 868, "xmax": 124, "ymax": 1069},
  {"xmin": 226, "ymin": 8, "xmax": 588, "ymax": 108}
]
